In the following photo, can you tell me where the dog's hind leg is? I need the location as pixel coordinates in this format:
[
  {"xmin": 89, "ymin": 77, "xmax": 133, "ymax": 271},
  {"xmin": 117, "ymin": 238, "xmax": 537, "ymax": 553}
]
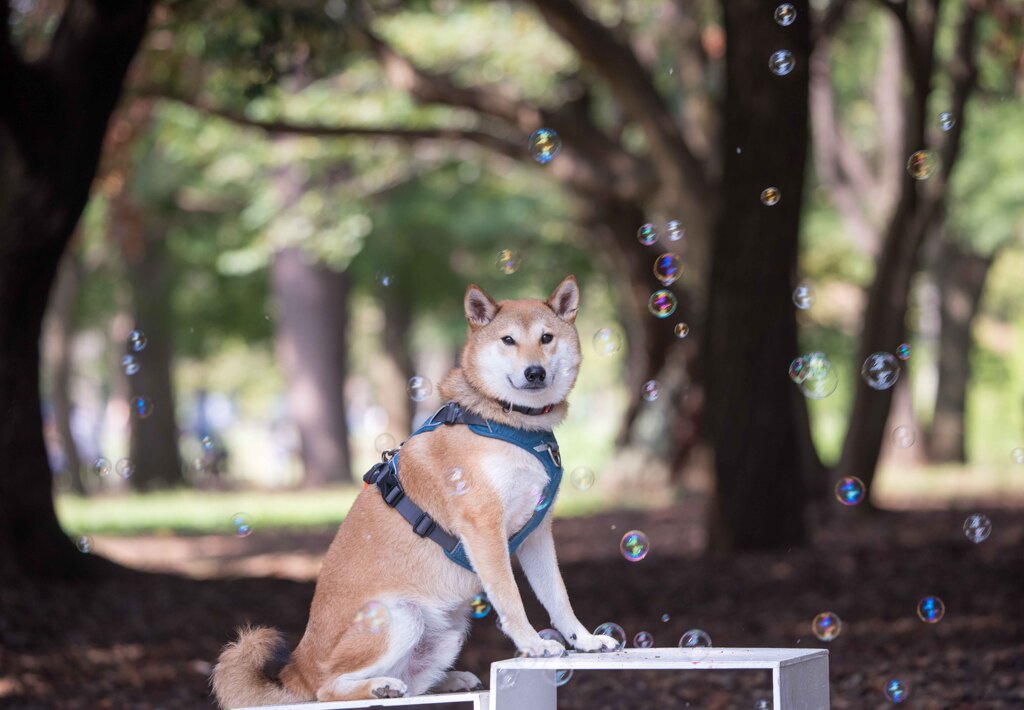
[{"xmin": 410, "ymin": 607, "xmax": 478, "ymax": 695}]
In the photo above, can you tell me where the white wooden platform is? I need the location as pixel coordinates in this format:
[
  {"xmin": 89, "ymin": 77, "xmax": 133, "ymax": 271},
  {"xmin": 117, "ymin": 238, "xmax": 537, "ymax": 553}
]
[{"xmin": 240, "ymin": 647, "xmax": 829, "ymax": 710}]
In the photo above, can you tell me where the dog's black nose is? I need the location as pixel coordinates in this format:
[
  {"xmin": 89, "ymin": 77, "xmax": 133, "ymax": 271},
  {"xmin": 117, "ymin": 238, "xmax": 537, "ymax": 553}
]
[{"xmin": 524, "ymin": 365, "xmax": 546, "ymax": 383}]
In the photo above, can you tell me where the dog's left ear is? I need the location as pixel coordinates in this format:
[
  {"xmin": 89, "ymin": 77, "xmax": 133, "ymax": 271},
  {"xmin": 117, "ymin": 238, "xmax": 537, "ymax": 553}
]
[{"xmin": 547, "ymin": 275, "xmax": 580, "ymax": 323}]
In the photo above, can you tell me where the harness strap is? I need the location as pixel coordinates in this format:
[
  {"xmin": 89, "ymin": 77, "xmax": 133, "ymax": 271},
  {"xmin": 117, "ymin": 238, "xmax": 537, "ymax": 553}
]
[{"xmin": 363, "ymin": 460, "xmax": 459, "ymax": 553}]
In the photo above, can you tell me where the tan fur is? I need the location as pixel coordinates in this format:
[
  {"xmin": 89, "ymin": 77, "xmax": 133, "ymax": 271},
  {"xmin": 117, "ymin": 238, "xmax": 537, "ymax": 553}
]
[{"xmin": 212, "ymin": 275, "xmax": 615, "ymax": 709}]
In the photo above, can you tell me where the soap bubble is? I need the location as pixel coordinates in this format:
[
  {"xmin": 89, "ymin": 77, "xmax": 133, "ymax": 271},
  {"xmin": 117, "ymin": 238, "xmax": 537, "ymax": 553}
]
[
  {"xmin": 963, "ymin": 514, "xmax": 991, "ymax": 543},
  {"xmin": 885, "ymin": 678, "xmax": 908, "ymax": 703},
  {"xmin": 774, "ymin": 3, "xmax": 796, "ymax": 26},
  {"xmin": 760, "ymin": 186, "xmax": 781, "ymax": 205},
  {"xmin": 528, "ymin": 128, "xmax": 561, "ymax": 164},
  {"xmin": 354, "ymin": 600, "xmax": 389, "ymax": 633},
  {"xmin": 678, "ymin": 629, "xmax": 712, "ymax": 660},
  {"xmin": 115, "ymin": 458, "xmax": 135, "ymax": 479},
  {"xmin": 637, "ymin": 223, "xmax": 658, "ymax": 246},
  {"xmin": 648, "ymin": 290, "xmax": 678, "ymax": 318},
  {"xmin": 570, "ymin": 466, "xmax": 595, "ymax": 491},
  {"xmin": 665, "ymin": 220, "xmax": 685, "ymax": 242},
  {"xmin": 1011, "ymin": 447, "xmax": 1024, "ymax": 464},
  {"xmin": 811, "ymin": 611, "xmax": 842, "ymax": 641},
  {"xmin": 373, "ymin": 433, "xmax": 396, "ymax": 454},
  {"xmin": 799, "ymin": 352, "xmax": 839, "ymax": 399},
  {"xmin": 131, "ymin": 396, "xmax": 153, "ymax": 419},
  {"xmin": 496, "ymin": 249, "xmax": 520, "ymax": 275},
  {"xmin": 768, "ymin": 50, "xmax": 795, "ymax": 76},
  {"xmin": 641, "ymin": 380, "xmax": 660, "ymax": 402},
  {"xmin": 93, "ymin": 457, "xmax": 111, "ymax": 477},
  {"xmin": 939, "ymin": 112, "xmax": 955, "ymax": 132},
  {"xmin": 916, "ymin": 595, "xmax": 945, "ymax": 623},
  {"xmin": 76, "ymin": 534, "xmax": 94, "ymax": 554},
  {"xmin": 661, "ymin": 614, "xmax": 671, "ymax": 623},
  {"xmin": 892, "ymin": 426, "xmax": 915, "ymax": 449},
  {"xmin": 896, "ymin": 343, "xmax": 911, "ymax": 361},
  {"xmin": 653, "ymin": 252, "xmax": 684, "ymax": 286},
  {"xmin": 633, "ymin": 631, "xmax": 654, "ymax": 648},
  {"xmin": 861, "ymin": 352, "xmax": 900, "ymax": 390},
  {"xmin": 835, "ymin": 476, "xmax": 866, "ymax": 506},
  {"xmin": 793, "ymin": 284, "xmax": 814, "ymax": 309},
  {"xmin": 593, "ymin": 622, "xmax": 626, "ymax": 650},
  {"xmin": 375, "ymin": 271, "xmax": 393, "ymax": 288},
  {"xmin": 121, "ymin": 354, "xmax": 140, "ymax": 376},
  {"xmin": 789, "ymin": 357, "xmax": 809, "ymax": 384},
  {"xmin": 533, "ymin": 484, "xmax": 553, "ymax": 512},
  {"xmin": 537, "ymin": 629, "xmax": 573, "ymax": 685},
  {"xmin": 755, "ymin": 700, "xmax": 771, "ymax": 710},
  {"xmin": 232, "ymin": 512, "xmax": 253, "ymax": 538},
  {"xmin": 470, "ymin": 593, "xmax": 491, "ymax": 619},
  {"xmin": 496, "ymin": 668, "xmax": 518, "ymax": 689},
  {"xmin": 906, "ymin": 150, "xmax": 937, "ymax": 179},
  {"xmin": 674, "ymin": 322, "xmax": 690, "ymax": 338},
  {"xmin": 407, "ymin": 376, "xmax": 433, "ymax": 402},
  {"xmin": 448, "ymin": 467, "xmax": 471, "ymax": 496},
  {"xmin": 129, "ymin": 329, "xmax": 147, "ymax": 352},
  {"xmin": 201, "ymin": 435, "xmax": 217, "ymax": 453},
  {"xmin": 620, "ymin": 530, "xmax": 650, "ymax": 561},
  {"xmin": 593, "ymin": 327, "xmax": 623, "ymax": 356}
]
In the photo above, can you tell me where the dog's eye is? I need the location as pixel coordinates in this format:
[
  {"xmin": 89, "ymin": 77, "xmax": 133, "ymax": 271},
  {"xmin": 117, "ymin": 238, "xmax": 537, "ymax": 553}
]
[
  {"xmin": 501, "ymin": 336, "xmax": 516, "ymax": 346},
  {"xmin": 540, "ymin": 333, "xmax": 554, "ymax": 344}
]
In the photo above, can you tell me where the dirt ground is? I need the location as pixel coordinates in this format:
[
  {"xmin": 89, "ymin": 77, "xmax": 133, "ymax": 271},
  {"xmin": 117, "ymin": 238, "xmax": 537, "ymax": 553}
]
[{"xmin": 2, "ymin": 498, "xmax": 1022, "ymax": 710}]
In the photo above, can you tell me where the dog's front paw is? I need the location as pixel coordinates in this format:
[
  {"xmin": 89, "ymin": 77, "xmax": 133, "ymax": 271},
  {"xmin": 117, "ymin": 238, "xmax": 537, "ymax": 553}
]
[
  {"xmin": 517, "ymin": 637, "xmax": 569, "ymax": 658},
  {"xmin": 433, "ymin": 670, "xmax": 483, "ymax": 693},
  {"xmin": 370, "ymin": 677, "xmax": 408, "ymax": 698},
  {"xmin": 570, "ymin": 632, "xmax": 621, "ymax": 653}
]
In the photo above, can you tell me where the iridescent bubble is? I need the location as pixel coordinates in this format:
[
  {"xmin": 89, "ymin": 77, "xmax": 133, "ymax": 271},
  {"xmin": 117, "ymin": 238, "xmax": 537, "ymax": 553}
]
[
  {"xmin": 570, "ymin": 466, "xmax": 595, "ymax": 491},
  {"xmin": 892, "ymin": 426, "xmax": 915, "ymax": 449},
  {"xmin": 661, "ymin": 614, "xmax": 670, "ymax": 623},
  {"xmin": 939, "ymin": 112, "xmax": 956, "ymax": 132},
  {"xmin": 916, "ymin": 595, "xmax": 945, "ymax": 623},
  {"xmin": 201, "ymin": 435, "xmax": 216, "ymax": 452},
  {"xmin": 835, "ymin": 476, "xmax": 866, "ymax": 506},
  {"xmin": 906, "ymin": 150, "xmax": 937, "ymax": 180},
  {"xmin": 537, "ymin": 629, "xmax": 573, "ymax": 686},
  {"xmin": 232, "ymin": 512, "xmax": 253, "ymax": 538},
  {"xmin": 755, "ymin": 700, "xmax": 771, "ymax": 710},
  {"xmin": 678, "ymin": 629, "xmax": 712, "ymax": 660},
  {"xmin": 1011, "ymin": 447, "xmax": 1024, "ymax": 464},
  {"xmin": 760, "ymin": 186, "xmax": 781, "ymax": 206},
  {"xmin": 129, "ymin": 329, "xmax": 147, "ymax": 352},
  {"xmin": 115, "ymin": 458, "xmax": 135, "ymax": 479},
  {"xmin": 354, "ymin": 600, "xmax": 390, "ymax": 633},
  {"xmin": 799, "ymin": 352, "xmax": 839, "ymax": 399},
  {"xmin": 896, "ymin": 343, "xmax": 911, "ymax": 361},
  {"xmin": 620, "ymin": 530, "xmax": 650, "ymax": 561},
  {"xmin": 793, "ymin": 283, "xmax": 814, "ymax": 309},
  {"xmin": 496, "ymin": 248, "xmax": 520, "ymax": 275},
  {"xmin": 641, "ymin": 380, "xmax": 660, "ymax": 402},
  {"xmin": 528, "ymin": 128, "xmax": 561, "ymax": 164},
  {"xmin": 131, "ymin": 396, "xmax": 153, "ymax": 419},
  {"xmin": 533, "ymin": 484, "xmax": 553, "ymax": 512},
  {"xmin": 373, "ymin": 433, "xmax": 396, "ymax": 454},
  {"xmin": 774, "ymin": 3, "xmax": 796, "ymax": 26},
  {"xmin": 121, "ymin": 354, "xmax": 139, "ymax": 376},
  {"xmin": 496, "ymin": 668, "xmax": 518, "ymax": 689},
  {"xmin": 862, "ymin": 352, "xmax": 900, "ymax": 390},
  {"xmin": 811, "ymin": 611, "xmax": 842, "ymax": 641},
  {"xmin": 93, "ymin": 457, "xmax": 111, "ymax": 477},
  {"xmin": 593, "ymin": 327, "xmax": 623, "ymax": 356},
  {"xmin": 768, "ymin": 50, "xmax": 795, "ymax": 76},
  {"xmin": 963, "ymin": 514, "xmax": 991, "ymax": 544},
  {"xmin": 653, "ymin": 252, "xmax": 684, "ymax": 286},
  {"xmin": 637, "ymin": 223, "xmax": 659, "ymax": 246},
  {"xmin": 470, "ymin": 593, "xmax": 491, "ymax": 619},
  {"xmin": 665, "ymin": 220, "xmax": 685, "ymax": 242},
  {"xmin": 593, "ymin": 622, "xmax": 626, "ymax": 650},
  {"xmin": 407, "ymin": 376, "xmax": 433, "ymax": 402},
  {"xmin": 76, "ymin": 534, "xmax": 94, "ymax": 554},
  {"xmin": 885, "ymin": 678, "xmax": 908, "ymax": 703},
  {"xmin": 674, "ymin": 322, "xmax": 690, "ymax": 339},
  {"xmin": 633, "ymin": 631, "xmax": 654, "ymax": 648},
  {"xmin": 648, "ymin": 290, "xmax": 678, "ymax": 318},
  {"xmin": 789, "ymin": 357, "xmax": 809, "ymax": 384},
  {"xmin": 539, "ymin": 628, "xmax": 567, "ymax": 648},
  {"xmin": 448, "ymin": 467, "xmax": 471, "ymax": 496},
  {"xmin": 375, "ymin": 271, "xmax": 393, "ymax": 288}
]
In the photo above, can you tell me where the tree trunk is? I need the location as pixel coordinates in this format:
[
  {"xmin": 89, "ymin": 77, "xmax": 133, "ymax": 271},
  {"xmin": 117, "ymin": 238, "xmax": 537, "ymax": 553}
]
[
  {"xmin": 927, "ymin": 239, "xmax": 994, "ymax": 462},
  {"xmin": 272, "ymin": 247, "xmax": 354, "ymax": 486},
  {"xmin": 0, "ymin": 0, "xmax": 155, "ymax": 577},
  {"xmin": 381, "ymin": 290, "xmax": 415, "ymax": 434},
  {"xmin": 704, "ymin": 0, "xmax": 812, "ymax": 550}
]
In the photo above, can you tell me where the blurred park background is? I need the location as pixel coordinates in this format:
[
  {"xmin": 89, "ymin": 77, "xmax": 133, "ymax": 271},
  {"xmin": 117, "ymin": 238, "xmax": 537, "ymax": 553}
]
[{"xmin": 1, "ymin": 0, "xmax": 1023, "ymax": 708}]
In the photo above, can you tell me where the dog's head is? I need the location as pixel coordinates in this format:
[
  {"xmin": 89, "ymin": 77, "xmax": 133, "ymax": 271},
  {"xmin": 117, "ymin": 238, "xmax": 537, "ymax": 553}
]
[{"xmin": 460, "ymin": 275, "xmax": 581, "ymax": 409}]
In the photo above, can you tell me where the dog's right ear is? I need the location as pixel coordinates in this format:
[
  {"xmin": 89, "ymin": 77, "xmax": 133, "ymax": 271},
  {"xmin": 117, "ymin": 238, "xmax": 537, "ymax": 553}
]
[{"xmin": 464, "ymin": 284, "xmax": 498, "ymax": 328}]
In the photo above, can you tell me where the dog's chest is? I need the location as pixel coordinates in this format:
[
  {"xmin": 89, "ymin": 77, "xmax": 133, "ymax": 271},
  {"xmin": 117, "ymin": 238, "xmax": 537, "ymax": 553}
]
[{"xmin": 478, "ymin": 443, "xmax": 551, "ymax": 535}]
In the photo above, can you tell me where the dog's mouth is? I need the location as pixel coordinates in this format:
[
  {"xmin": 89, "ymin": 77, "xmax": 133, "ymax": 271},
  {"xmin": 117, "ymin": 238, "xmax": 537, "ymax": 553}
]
[{"xmin": 507, "ymin": 375, "xmax": 553, "ymax": 391}]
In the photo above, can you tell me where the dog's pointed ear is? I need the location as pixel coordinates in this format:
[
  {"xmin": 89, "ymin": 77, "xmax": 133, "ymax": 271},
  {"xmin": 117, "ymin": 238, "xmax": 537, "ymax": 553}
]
[
  {"xmin": 464, "ymin": 284, "xmax": 498, "ymax": 328},
  {"xmin": 547, "ymin": 275, "xmax": 580, "ymax": 323}
]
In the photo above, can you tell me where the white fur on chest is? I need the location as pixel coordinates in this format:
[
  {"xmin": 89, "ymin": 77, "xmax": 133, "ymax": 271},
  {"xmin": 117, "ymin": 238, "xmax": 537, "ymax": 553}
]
[{"xmin": 479, "ymin": 444, "xmax": 550, "ymax": 536}]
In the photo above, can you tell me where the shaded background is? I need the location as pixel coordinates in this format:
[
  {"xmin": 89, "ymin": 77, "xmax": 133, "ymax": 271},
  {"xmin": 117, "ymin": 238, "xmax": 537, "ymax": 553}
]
[{"xmin": 1, "ymin": 0, "xmax": 1022, "ymax": 708}]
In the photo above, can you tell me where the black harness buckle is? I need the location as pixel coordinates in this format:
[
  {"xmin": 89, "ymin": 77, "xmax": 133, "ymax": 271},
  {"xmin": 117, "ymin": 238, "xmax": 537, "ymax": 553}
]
[
  {"xmin": 412, "ymin": 512, "xmax": 436, "ymax": 537},
  {"xmin": 442, "ymin": 402, "xmax": 462, "ymax": 425}
]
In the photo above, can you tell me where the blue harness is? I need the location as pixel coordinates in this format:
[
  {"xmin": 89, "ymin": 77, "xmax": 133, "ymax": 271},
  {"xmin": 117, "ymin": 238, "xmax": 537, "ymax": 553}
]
[{"xmin": 363, "ymin": 401, "xmax": 563, "ymax": 572}]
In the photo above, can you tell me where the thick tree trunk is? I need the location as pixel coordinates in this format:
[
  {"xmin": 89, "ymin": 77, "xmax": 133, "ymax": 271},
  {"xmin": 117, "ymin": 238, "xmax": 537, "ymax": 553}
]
[
  {"xmin": 273, "ymin": 247, "xmax": 354, "ymax": 486},
  {"xmin": 927, "ymin": 239, "xmax": 994, "ymax": 462},
  {"xmin": 704, "ymin": 0, "xmax": 812, "ymax": 550},
  {"xmin": 0, "ymin": 0, "xmax": 155, "ymax": 577}
]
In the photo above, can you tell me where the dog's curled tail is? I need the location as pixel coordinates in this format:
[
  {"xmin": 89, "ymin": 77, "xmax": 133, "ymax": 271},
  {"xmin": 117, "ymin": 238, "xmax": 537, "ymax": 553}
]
[{"xmin": 211, "ymin": 626, "xmax": 302, "ymax": 709}]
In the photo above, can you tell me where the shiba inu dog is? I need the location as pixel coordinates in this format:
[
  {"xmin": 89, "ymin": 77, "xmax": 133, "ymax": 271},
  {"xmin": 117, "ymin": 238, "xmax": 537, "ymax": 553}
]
[{"xmin": 212, "ymin": 275, "xmax": 617, "ymax": 708}]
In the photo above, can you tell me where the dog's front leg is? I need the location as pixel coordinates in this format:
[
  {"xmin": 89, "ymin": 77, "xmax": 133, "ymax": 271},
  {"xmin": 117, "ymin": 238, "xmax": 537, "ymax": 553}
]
[
  {"xmin": 459, "ymin": 518, "xmax": 566, "ymax": 658},
  {"xmin": 516, "ymin": 516, "xmax": 620, "ymax": 653}
]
